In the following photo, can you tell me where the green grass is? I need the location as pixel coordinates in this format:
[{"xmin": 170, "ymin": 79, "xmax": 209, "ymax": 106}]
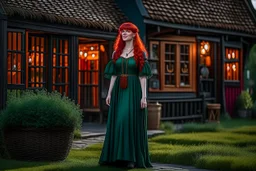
[
  {"xmin": 1, "ymin": 119, "xmax": 256, "ymax": 171},
  {"xmin": 220, "ymin": 118, "xmax": 256, "ymax": 129},
  {"xmin": 150, "ymin": 132, "xmax": 256, "ymax": 147},
  {"xmin": 0, "ymin": 144, "xmax": 154, "ymax": 171},
  {"xmin": 178, "ymin": 122, "xmax": 222, "ymax": 133}
]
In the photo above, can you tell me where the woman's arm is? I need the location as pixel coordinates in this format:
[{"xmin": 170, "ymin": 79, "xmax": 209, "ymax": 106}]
[
  {"xmin": 139, "ymin": 76, "xmax": 147, "ymax": 108},
  {"xmin": 106, "ymin": 75, "xmax": 117, "ymax": 106}
]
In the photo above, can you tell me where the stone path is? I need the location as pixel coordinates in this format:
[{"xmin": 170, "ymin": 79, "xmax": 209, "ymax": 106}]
[{"xmin": 72, "ymin": 123, "xmax": 214, "ymax": 171}]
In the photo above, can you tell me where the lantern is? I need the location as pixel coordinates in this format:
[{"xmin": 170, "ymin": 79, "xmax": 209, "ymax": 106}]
[{"xmin": 205, "ymin": 56, "xmax": 211, "ymax": 67}]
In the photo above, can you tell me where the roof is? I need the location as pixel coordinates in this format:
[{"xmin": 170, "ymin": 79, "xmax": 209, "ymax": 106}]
[
  {"xmin": 0, "ymin": 0, "xmax": 127, "ymax": 31},
  {"xmin": 142, "ymin": 0, "xmax": 256, "ymax": 35}
]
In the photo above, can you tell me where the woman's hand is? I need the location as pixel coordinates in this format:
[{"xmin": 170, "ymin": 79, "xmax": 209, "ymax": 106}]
[
  {"xmin": 106, "ymin": 95, "xmax": 111, "ymax": 106},
  {"xmin": 141, "ymin": 97, "xmax": 147, "ymax": 109}
]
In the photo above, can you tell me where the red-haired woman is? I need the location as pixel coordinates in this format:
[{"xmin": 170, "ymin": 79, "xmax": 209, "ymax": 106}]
[{"xmin": 99, "ymin": 22, "xmax": 153, "ymax": 169}]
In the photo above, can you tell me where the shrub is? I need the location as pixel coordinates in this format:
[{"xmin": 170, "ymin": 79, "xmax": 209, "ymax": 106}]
[
  {"xmin": 0, "ymin": 89, "xmax": 83, "ymax": 130},
  {"xmin": 235, "ymin": 91, "xmax": 253, "ymax": 110},
  {"xmin": 159, "ymin": 121, "xmax": 174, "ymax": 133},
  {"xmin": 74, "ymin": 129, "xmax": 82, "ymax": 139}
]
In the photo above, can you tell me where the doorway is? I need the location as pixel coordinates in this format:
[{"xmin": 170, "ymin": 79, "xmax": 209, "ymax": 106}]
[{"xmin": 78, "ymin": 38, "xmax": 109, "ymax": 120}]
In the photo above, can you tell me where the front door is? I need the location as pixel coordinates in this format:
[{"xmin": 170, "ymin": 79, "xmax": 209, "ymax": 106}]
[{"xmin": 78, "ymin": 43, "xmax": 100, "ymax": 112}]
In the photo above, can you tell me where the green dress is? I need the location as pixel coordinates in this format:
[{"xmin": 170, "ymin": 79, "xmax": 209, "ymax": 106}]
[{"xmin": 99, "ymin": 54, "xmax": 153, "ymax": 168}]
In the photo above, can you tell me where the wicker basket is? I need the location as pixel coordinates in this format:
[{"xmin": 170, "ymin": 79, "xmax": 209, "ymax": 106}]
[{"xmin": 3, "ymin": 127, "xmax": 74, "ymax": 161}]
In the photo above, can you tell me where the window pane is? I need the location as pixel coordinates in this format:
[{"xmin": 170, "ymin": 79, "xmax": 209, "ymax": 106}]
[
  {"xmin": 180, "ymin": 45, "xmax": 190, "ymax": 86},
  {"xmin": 165, "ymin": 44, "xmax": 176, "ymax": 86},
  {"xmin": 225, "ymin": 48, "xmax": 240, "ymax": 81},
  {"xmin": 7, "ymin": 31, "xmax": 23, "ymax": 85},
  {"xmin": 52, "ymin": 38, "xmax": 69, "ymax": 96},
  {"xmin": 28, "ymin": 35, "xmax": 46, "ymax": 88}
]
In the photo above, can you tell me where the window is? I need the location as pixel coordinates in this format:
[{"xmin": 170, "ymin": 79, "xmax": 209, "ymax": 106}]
[
  {"xmin": 78, "ymin": 43, "xmax": 100, "ymax": 110},
  {"xmin": 224, "ymin": 48, "xmax": 240, "ymax": 81},
  {"xmin": 27, "ymin": 35, "xmax": 47, "ymax": 88},
  {"xmin": 7, "ymin": 31, "xmax": 25, "ymax": 88},
  {"xmin": 52, "ymin": 38, "xmax": 69, "ymax": 95},
  {"xmin": 149, "ymin": 39, "xmax": 196, "ymax": 92}
]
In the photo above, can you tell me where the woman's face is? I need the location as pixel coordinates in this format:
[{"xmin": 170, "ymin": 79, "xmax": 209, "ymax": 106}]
[{"xmin": 121, "ymin": 29, "xmax": 135, "ymax": 42}]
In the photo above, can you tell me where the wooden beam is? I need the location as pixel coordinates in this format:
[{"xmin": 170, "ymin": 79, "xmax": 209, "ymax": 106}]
[{"xmin": 0, "ymin": 15, "xmax": 7, "ymax": 110}]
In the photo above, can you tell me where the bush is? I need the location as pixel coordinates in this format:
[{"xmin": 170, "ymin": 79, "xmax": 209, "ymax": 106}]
[
  {"xmin": 159, "ymin": 121, "xmax": 174, "ymax": 133},
  {"xmin": 178, "ymin": 122, "xmax": 222, "ymax": 133},
  {"xmin": 74, "ymin": 129, "xmax": 82, "ymax": 139},
  {"xmin": 0, "ymin": 89, "xmax": 83, "ymax": 130},
  {"xmin": 235, "ymin": 91, "xmax": 253, "ymax": 110}
]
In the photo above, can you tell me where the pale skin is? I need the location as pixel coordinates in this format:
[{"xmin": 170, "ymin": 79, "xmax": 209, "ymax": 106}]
[{"xmin": 106, "ymin": 29, "xmax": 147, "ymax": 109}]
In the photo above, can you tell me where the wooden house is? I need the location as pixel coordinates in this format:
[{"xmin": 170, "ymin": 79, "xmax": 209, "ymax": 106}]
[{"xmin": 0, "ymin": 0, "xmax": 256, "ymax": 123}]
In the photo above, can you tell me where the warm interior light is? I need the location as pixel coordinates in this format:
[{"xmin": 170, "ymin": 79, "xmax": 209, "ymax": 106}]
[
  {"xmin": 204, "ymin": 44, "xmax": 209, "ymax": 51},
  {"xmin": 92, "ymin": 54, "xmax": 95, "ymax": 58},
  {"xmin": 84, "ymin": 52, "xmax": 88, "ymax": 57},
  {"xmin": 205, "ymin": 56, "xmax": 211, "ymax": 67},
  {"xmin": 232, "ymin": 64, "xmax": 236, "ymax": 71},
  {"xmin": 232, "ymin": 52, "xmax": 235, "ymax": 59},
  {"xmin": 90, "ymin": 46, "xmax": 94, "ymax": 50},
  {"xmin": 228, "ymin": 54, "xmax": 231, "ymax": 59},
  {"xmin": 79, "ymin": 51, "xmax": 83, "ymax": 56},
  {"xmin": 227, "ymin": 64, "xmax": 230, "ymax": 71},
  {"xmin": 201, "ymin": 48, "xmax": 206, "ymax": 55},
  {"xmin": 100, "ymin": 45, "xmax": 105, "ymax": 52},
  {"xmin": 29, "ymin": 57, "xmax": 32, "ymax": 63}
]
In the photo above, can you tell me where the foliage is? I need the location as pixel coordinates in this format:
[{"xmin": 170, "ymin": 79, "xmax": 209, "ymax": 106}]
[
  {"xmin": 74, "ymin": 129, "xmax": 82, "ymax": 139},
  {"xmin": 248, "ymin": 44, "xmax": 256, "ymax": 101},
  {"xmin": 0, "ymin": 89, "xmax": 83, "ymax": 130},
  {"xmin": 235, "ymin": 91, "xmax": 253, "ymax": 110},
  {"xmin": 220, "ymin": 112, "xmax": 231, "ymax": 121},
  {"xmin": 159, "ymin": 121, "xmax": 174, "ymax": 133},
  {"xmin": 178, "ymin": 122, "xmax": 222, "ymax": 133}
]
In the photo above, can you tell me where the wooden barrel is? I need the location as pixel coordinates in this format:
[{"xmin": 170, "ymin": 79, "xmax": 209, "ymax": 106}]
[{"xmin": 147, "ymin": 102, "xmax": 162, "ymax": 130}]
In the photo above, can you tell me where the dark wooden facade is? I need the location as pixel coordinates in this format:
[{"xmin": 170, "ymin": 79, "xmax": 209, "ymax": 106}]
[{"xmin": 0, "ymin": 0, "xmax": 256, "ymax": 123}]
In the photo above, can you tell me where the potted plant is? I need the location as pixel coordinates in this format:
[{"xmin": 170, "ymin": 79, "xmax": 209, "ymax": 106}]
[
  {"xmin": 0, "ymin": 89, "xmax": 82, "ymax": 161},
  {"xmin": 235, "ymin": 91, "xmax": 253, "ymax": 118},
  {"xmin": 252, "ymin": 101, "xmax": 256, "ymax": 119}
]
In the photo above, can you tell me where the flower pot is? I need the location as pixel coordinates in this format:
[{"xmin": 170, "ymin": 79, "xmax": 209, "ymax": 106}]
[
  {"xmin": 147, "ymin": 102, "xmax": 162, "ymax": 130},
  {"xmin": 3, "ymin": 127, "xmax": 74, "ymax": 161},
  {"xmin": 238, "ymin": 109, "xmax": 252, "ymax": 118}
]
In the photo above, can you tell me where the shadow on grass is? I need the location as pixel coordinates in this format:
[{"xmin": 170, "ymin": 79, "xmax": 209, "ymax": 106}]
[
  {"xmin": 0, "ymin": 159, "xmax": 50, "ymax": 170},
  {"xmin": 0, "ymin": 158, "xmax": 150, "ymax": 171}
]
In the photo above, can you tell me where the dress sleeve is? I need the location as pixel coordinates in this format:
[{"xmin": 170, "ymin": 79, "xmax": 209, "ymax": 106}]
[
  {"xmin": 104, "ymin": 51, "xmax": 116, "ymax": 79},
  {"xmin": 139, "ymin": 52, "xmax": 152, "ymax": 79}
]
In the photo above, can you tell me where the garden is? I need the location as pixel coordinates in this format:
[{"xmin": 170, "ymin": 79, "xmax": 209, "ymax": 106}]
[{"xmin": 0, "ymin": 43, "xmax": 256, "ymax": 171}]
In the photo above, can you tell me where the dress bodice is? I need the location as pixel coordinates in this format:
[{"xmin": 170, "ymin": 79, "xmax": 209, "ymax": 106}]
[{"xmin": 115, "ymin": 57, "xmax": 138, "ymax": 75}]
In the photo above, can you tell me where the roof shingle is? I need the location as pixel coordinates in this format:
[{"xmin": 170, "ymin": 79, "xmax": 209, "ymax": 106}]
[
  {"xmin": 142, "ymin": 0, "xmax": 256, "ymax": 34},
  {"xmin": 1, "ymin": 0, "xmax": 127, "ymax": 31}
]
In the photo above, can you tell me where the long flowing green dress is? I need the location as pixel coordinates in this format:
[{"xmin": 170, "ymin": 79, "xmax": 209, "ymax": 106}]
[{"xmin": 99, "ymin": 54, "xmax": 153, "ymax": 168}]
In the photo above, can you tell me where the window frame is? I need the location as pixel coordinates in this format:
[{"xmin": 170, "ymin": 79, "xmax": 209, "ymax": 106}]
[{"xmin": 148, "ymin": 36, "xmax": 196, "ymax": 92}]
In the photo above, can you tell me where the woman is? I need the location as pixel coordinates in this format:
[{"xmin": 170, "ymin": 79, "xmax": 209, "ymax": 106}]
[{"xmin": 99, "ymin": 22, "xmax": 153, "ymax": 169}]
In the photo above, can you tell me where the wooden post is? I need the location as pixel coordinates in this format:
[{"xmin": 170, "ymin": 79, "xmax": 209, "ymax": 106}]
[
  {"xmin": 0, "ymin": 15, "xmax": 7, "ymax": 110},
  {"xmin": 201, "ymin": 93, "xmax": 206, "ymax": 122}
]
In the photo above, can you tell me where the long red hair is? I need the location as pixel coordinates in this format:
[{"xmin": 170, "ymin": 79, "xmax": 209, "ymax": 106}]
[{"xmin": 113, "ymin": 22, "xmax": 148, "ymax": 71}]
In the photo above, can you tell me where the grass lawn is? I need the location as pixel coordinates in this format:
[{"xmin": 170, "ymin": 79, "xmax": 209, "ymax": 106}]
[
  {"xmin": 0, "ymin": 118, "xmax": 256, "ymax": 171},
  {"xmin": 0, "ymin": 144, "xmax": 154, "ymax": 171}
]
